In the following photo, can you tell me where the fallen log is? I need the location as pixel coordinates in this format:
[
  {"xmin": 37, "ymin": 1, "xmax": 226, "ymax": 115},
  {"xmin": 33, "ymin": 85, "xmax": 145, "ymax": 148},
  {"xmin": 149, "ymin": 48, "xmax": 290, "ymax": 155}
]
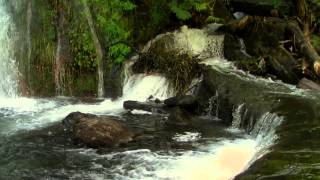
[
  {"xmin": 287, "ymin": 22, "xmax": 320, "ymax": 76},
  {"xmin": 123, "ymin": 100, "xmax": 166, "ymax": 113}
]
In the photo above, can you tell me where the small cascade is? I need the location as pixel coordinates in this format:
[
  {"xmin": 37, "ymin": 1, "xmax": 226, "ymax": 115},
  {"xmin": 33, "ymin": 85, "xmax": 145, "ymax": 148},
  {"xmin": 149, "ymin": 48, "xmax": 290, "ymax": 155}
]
[
  {"xmin": 231, "ymin": 104, "xmax": 283, "ymax": 145},
  {"xmin": 229, "ymin": 103, "xmax": 284, "ymax": 159},
  {"xmin": 206, "ymin": 91, "xmax": 220, "ymax": 118},
  {"xmin": 231, "ymin": 103, "xmax": 245, "ymax": 129},
  {"xmin": 122, "ymin": 74, "xmax": 172, "ymax": 101},
  {"xmin": 55, "ymin": 7, "xmax": 66, "ymax": 95},
  {"xmin": 0, "ymin": 0, "xmax": 17, "ymax": 97},
  {"xmin": 26, "ymin": 1, "xmax": 32, "ymax": 89},
  {"xmin": 82, "ymin": 0, "xmax": 104, "ymax": 98},
  {"xmin": 250, "ymin": 112, "xmax": 283, "ymax": 148}
]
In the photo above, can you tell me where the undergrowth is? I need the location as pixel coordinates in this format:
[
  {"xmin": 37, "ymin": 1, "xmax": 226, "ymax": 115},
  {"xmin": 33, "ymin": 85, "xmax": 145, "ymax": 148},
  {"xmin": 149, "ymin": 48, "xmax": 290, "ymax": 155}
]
[{"xmin": 133, "ymin": 37, "xmax": 201, "ymax": 94}]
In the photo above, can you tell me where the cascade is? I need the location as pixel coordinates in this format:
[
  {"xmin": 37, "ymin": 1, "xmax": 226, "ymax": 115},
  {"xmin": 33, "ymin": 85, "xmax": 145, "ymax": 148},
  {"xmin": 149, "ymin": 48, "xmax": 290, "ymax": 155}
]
[
  {"xmin": 0, "ymin": 0, "xmax": 17, "ymax": 97},
  {"xmin": 82, "ymin": 0, "xmax": 105, "ymax": 98},
  {"xmin": 26, "ymin": 1, "xmax": 32, "ymax": 91},
  {"xmin": 55, "ymin": 6, "xmax": 66, "ymax": 95}
]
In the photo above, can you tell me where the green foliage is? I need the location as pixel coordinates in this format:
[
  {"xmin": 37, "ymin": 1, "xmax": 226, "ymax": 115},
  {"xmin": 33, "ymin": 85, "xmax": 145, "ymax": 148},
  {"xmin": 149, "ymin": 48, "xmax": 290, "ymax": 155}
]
[
  {"xmin": 169, "ymin": 0, "xmax": 211, "ymax": 21},
  {"xmin": 73, "ymin": 74, "xmax": 97, "ymax": 96},
  {"xmin": 68, "ymin": 10, "xmax": 97, "ymax": 71},
  {"xmin": 109, "ymin": 43, "xmax": 131, "ymax": 64},
  {"xmin": 311, "ymin": 35, "xmax": 320, "ymax": 52},
  {"xmin": 206, "ymin": 15, "xmax": 223, "ymax": 23},
  {"xmin": 169, "ymin": 0, "xmax": 192, "ymax": 21},
  {"xmin": 272, "ymin": 0, "xmax": 282, "ymax": 9},
  {"xmin": 89, "ymin": 0, "xmax": 136, "ymax": 64}
]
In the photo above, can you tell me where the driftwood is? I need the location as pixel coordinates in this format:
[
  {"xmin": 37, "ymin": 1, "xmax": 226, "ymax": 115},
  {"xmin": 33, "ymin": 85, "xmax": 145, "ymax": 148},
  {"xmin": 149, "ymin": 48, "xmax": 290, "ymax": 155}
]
[
  {"xmin": 287, "ymin": 22, "xmax": 320, "ymax": 76},
  {"xmin": 220, "ymin": 16, "xmax": 320, "ymax": 77}
]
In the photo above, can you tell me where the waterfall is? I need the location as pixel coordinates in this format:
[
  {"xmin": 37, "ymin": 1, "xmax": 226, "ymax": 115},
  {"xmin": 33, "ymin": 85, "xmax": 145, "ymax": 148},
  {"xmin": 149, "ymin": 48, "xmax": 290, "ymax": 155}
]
[
  {"xmin": 0, "ymin": 0, "xmax": 17, "ymax": 97},
  {"xmin": 55, "ymin": 6, "xmax": 65, "ymax": 95},
  {"xmin": 26, "ymin": 1, "xmax": 32, "ymax": 92}
]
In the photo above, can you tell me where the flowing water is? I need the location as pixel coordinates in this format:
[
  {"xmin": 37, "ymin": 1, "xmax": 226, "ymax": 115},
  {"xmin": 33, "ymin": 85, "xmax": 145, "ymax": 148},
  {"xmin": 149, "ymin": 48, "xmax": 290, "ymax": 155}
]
[
  {"xmin": 1, "ymin": 2, "xmax": 320, "ymax": 180},
  {"xmin": 0, "ymin": 0, "xmax": 17, "ymax": 97},
  {"xmin": 0, "ymin": 56, "xmax": 285, "ymax": 180}
]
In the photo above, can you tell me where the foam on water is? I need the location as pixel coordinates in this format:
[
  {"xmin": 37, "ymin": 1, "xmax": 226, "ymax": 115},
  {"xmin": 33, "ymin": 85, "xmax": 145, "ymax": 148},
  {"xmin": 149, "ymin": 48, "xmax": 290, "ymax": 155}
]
[
  {"xmin": 60, "ymin": 138, "xmax": 258, "ymax": 180},
  {"xmin": 0, "ymin": 74, "xmax": 172, "ymax": 133}
]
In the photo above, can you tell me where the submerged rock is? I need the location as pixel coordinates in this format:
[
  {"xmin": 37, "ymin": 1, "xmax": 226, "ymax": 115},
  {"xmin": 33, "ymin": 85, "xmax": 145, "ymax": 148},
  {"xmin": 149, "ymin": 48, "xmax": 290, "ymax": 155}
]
[{"xmin": 63, "ymin": 112, "xmax": 135, "ymax": 148}]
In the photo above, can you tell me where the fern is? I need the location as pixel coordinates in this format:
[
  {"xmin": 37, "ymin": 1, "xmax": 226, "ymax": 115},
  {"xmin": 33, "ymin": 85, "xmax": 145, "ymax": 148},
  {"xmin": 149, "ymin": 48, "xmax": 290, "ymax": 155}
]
[
  {"xmin": 109, "ymin": 43, "xmax": 131, "ymax": 64},
  {"xmin": 194, "ymin": 2, "xmax": 208, "ymax": 12},
  {"xmin": 121, "ymin": 0, "xmax": 136, "ymax": 11},
  {"xmin": 169, "ymin": 0, "xmax": 192, "ymax": 21},
  {"xmin": 272, "ymin": 0, "xmax": 281, "ymax": 9},
  {"xmin": 89, "ymin": 0, "xmax": 135, "ymax": 64},
  {"xmin": 206, "ymin": 15, "xmax": 223, "ymax": 23}
]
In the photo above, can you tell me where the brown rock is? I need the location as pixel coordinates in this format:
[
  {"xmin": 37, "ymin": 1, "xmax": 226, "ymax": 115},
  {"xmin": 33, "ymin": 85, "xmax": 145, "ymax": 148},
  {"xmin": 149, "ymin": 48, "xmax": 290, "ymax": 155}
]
[{"xmin": 63, "ymin": 112, "xmax": 135, "ymax": 148}]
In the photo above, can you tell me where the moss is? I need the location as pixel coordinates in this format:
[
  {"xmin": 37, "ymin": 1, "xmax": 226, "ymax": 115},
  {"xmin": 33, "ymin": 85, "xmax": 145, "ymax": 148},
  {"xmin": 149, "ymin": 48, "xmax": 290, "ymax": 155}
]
[
  {"xmin": 27, "ymin": 0, "xmax": 57, "ymax": 96},
  {"xmin": 72, "ymin": 73, "xmax": 97, "ymax": 97}
]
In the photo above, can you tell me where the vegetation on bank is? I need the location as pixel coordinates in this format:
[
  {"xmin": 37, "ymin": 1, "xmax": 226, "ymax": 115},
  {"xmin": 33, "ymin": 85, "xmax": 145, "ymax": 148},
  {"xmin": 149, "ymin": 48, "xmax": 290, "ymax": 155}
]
[{"xmin": 7, "ymin": 0, "xmax": 320, "ymax": 97}]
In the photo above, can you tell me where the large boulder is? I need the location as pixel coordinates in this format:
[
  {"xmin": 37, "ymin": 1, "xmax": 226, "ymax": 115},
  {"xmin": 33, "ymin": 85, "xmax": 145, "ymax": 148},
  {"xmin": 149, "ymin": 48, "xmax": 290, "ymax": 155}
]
[{"xmin": 63, "ymin": 112, "xmax": 135, "ymax": 148}]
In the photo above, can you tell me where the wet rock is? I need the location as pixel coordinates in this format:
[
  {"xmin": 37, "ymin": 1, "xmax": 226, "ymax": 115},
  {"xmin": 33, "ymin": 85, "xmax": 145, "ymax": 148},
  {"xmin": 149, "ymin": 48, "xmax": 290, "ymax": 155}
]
[
  {"xmin": 166, "ymin": 107, "xmax": 193, "ymax": 127},
  {"xmin": 224, "ymin": 33, "xmax": 248, "ymax": 62},
  {"xmin": 164, "ymin": 95, "xmax": 198, "ymax": 111},
  {"xmin": 63, "ymin": 112, "xmax": 135, "ymax": 148},
  {"xmin": 266, "ymin": 46, "xmax": 300, "ymax": 84},
  {"xmin": 298, "ymin": 78, "xmax": 320, "ymax": 91}
]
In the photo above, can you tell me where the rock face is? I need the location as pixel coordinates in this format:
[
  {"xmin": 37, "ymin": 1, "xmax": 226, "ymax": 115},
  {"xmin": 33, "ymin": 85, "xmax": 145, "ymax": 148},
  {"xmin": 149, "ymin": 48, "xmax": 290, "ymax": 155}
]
[{"xmin": 63, "ymin": 112, "xmax": 135, "ymax": 148}]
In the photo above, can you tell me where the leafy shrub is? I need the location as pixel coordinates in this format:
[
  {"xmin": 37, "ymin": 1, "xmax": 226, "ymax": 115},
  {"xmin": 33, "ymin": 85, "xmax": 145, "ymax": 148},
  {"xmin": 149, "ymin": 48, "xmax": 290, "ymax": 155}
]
[{"xmin": 89, "ymin": 0, "xmax": 136, "ymax": 64}]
